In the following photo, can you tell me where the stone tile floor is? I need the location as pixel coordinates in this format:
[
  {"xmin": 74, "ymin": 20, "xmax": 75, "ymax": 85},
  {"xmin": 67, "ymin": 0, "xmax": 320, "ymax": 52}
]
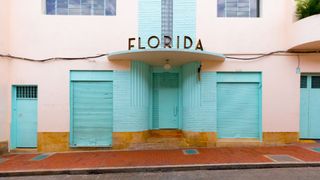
[{"xmin": 1, "ymin": 144, "xmax": 320, "ymax": 172}]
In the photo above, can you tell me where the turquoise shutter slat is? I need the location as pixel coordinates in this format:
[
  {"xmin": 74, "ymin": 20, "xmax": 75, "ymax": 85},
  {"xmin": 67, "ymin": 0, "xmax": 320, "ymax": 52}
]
[
  {"xmin": 217, "ymin": 83, "xmax": 260, "ymax": 139},
  {"xmin": 72, "ymin": 81, "xmax": 113, "ymax": 147}
]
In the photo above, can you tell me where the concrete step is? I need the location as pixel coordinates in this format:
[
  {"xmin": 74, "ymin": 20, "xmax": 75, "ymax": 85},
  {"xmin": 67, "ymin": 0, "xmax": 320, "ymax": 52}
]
[
  {"xmin": 128, "ymin": 137, "xmax": 189, "ymax": 150},
  {"xmin": 216, "ymin": 138, "xmax": 261, "ymax": 147},
  {"xmin": 149, "ymin": 130, "xmax": 183, "ymax": 138}
]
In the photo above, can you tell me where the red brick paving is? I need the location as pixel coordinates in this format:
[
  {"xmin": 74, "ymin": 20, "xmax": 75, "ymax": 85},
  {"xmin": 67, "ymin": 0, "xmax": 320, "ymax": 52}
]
[{"xmin": 1, "ymin": 145, "xmax": 320, "ymax": 172}]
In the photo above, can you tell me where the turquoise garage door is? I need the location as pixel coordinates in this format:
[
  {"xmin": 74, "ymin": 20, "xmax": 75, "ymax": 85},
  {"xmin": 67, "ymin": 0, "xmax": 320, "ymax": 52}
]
[
  {"xmin": 300, "ymin": 75, "xmax": 320, "ymax": 139},
  {"xmin": 217, "ymin": 73, "xmax": 261, "ymax": 139},
  {"xmin": 71, "ymin": 81, "xmax": 113, "ymax": 147},
  {"xmin": 14, "ymin": 86, "xmax": 38, "ymax": 148}
]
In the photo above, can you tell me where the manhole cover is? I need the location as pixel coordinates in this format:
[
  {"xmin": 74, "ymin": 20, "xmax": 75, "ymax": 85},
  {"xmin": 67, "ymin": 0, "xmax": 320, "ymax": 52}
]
[
  {"xmin": 31, "ymin": 153, "xmax": 54, "ymax": 161},
  {"xmin": 183, "ymin": 149, "xmax": 199, "ymax": 155},
  {"xmin": 265, "ymin": 155, "xmax": 303, "ymax": 162}
]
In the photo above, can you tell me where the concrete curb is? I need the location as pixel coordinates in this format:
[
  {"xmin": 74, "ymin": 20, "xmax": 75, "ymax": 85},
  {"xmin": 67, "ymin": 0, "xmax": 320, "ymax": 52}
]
[{"xmin": 2, "ymin": 162, "xmax": 320, "ymax": 177}]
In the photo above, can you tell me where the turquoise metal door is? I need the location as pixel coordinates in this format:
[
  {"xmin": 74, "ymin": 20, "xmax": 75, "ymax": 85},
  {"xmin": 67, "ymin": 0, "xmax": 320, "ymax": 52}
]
[
  {"xmin": 153, "ymin": 73, "xmax": 179, "ymax": 129},
  {"xmin": 300, "ymin": 75, "xmax": 320, "ymax": 139},
  {"xmin": 72, "ymin": 81, "xmax": 113, "ymax": 147},
  {"xmin": 217, "ymin": 83, "xmax": 260, "ymax": 139},
  {"xmin": 15, "ymin": 86, "xmax": 38, "ymax": 148}
]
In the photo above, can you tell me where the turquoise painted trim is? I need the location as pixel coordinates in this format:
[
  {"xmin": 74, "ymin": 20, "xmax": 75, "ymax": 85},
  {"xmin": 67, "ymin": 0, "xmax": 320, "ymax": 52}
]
[
  {"xmin": 108, "ymin": 48, "xmax": 225, "ymax": 60},
  {"xmin": 10, "ymin": 85, "xmax": 38, "ymax": 149},
  {"xmin": 217, "ymin": 72, "xmax": 261, "ymax": 83},
  {"xmin": 69, "ymin": 71, "xmax": 114, "ymax": 147},
  {"xmin": 70, "ymin": 71, "xmax": 113, "ymax": 81},
  {"xmin": 10, "ymin": 86, "xmax": 17, "ymax": 149}
]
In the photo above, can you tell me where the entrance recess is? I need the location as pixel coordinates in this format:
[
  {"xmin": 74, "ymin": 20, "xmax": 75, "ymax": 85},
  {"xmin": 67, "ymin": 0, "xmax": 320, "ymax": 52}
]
[{"xmin": 153, "ymin": 72, "xmax": 179, "ymax": 129}]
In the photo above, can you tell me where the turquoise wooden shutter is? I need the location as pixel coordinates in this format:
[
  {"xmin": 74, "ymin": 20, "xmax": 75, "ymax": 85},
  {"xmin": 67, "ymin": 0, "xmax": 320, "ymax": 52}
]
[
  {"xmin": 217, "ymin": 83, "xmax": 260, "ymax": 138},
  {"xmin": 15, "ymin": 86, "xmax": 38, "ymax": 148},
  {"xmin": 72, "ymin": 81, "xmax": 113, "ymax": 147}
]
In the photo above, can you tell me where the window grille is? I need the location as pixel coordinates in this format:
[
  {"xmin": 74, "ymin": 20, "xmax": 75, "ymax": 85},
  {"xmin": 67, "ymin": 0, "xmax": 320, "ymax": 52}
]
[
  {"xmin": 46, "ymin": 0, "xmax": 116, "ymax": 16},
  {"xmin": 312, "ymin": 76, "xmax": 320, "ymax": 89},
  {"xmin": 16, "ymin": 86, "xmax": 38, "ymax": 99},
  {"xmin": 300, "ymin": 76, "xmax": 307, "ymax": 88},
  {"xmin": 218, "ymin": 0, "xmax": 259, "ymax": 17},
  {"xmin": 161, "ymin": 0, "xmax": 173, "ymax": 47}
]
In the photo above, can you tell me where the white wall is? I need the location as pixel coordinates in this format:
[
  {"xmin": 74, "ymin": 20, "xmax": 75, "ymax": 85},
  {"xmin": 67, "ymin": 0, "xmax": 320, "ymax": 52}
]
[
  {"xmin": 197, "ymin": 0, "xmax": 295, "ymax": 53},
  {"xmin": 0, "ymin": 58, "xmax": 9, "ymax": 142},
  {"xmin": 8, "ymin": 0, "xmax": 138, "ymax": 59},
  {"xmin": 0, "ymin": 0, "xmax": 9, "ymax": 54},
  {"xmin": 0, "ymin": 0, "xmax": 10, "ymax": 142}
]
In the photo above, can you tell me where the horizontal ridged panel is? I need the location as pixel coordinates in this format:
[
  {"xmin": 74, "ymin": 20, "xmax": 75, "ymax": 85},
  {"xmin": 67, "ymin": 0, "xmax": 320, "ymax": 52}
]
[
  {"xmin": 217, "ymin": 83, "xmax": 259, "ymax": 138},
  {"xmin": 72, "ymin": 81, "xmax": 113, "ymax": 147}
]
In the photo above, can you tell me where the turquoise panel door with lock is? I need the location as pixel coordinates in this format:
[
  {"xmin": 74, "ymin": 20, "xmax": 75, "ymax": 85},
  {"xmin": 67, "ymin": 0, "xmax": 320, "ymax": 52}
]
[
  {"xmin": 72, "ymin": 81, "xmax": 113, "ymax": 147},
  {"xmin": 14, "ymin": 86, "xmax": 38, "ymax": 148},
  {"xmin": 300, "ymin": 75, "xmax": 320, "ymax": 139},
  {"xmin": 153, "ymin": 73, "xmax": 179, "ymax": 129}
]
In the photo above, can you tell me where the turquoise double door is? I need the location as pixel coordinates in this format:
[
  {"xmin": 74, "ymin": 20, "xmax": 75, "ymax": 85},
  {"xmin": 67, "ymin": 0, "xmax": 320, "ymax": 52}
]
[
  {"xmin": 71, "ymin": 81, "xmax": 113, "ymax": 147},
  {"xmin": 153, "ymin": 73, "xmax": 179, "ymax": 129},
  {"xmin": 300, "ymin": 75, "xmax": 320, "ymax": 139}
]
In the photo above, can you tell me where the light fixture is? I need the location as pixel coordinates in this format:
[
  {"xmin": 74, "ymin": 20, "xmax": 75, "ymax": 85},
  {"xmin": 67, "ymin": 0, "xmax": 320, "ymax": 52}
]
[{"xmin": 163, "ymin": 59, "xmax": 172, "ymax": 70}]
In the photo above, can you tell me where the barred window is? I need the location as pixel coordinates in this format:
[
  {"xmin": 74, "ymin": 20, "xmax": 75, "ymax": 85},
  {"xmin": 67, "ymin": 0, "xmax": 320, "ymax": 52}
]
[
  {"xmin": 218, "ymin": 0, "xmax": 260, "ymax": 17},
  {"xmin": 46, "ymin": 0, "xmax": 116, "ymax": 16},
  {"xmin": 161, "ymin": 0, "xmax": 173, "ymax": 47}
]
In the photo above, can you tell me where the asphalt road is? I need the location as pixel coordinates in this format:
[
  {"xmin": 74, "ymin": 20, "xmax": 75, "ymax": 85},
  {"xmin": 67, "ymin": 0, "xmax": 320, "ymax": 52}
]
[{"xmin": 1, "ymin": 167, "xmax": 320, "ymax": 180}]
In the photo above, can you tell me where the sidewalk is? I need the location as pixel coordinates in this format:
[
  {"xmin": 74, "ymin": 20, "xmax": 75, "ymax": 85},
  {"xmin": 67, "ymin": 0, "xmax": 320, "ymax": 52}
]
[{"xmin": 1, "ymin": 143, "xmax": 320, "ymax": 176}]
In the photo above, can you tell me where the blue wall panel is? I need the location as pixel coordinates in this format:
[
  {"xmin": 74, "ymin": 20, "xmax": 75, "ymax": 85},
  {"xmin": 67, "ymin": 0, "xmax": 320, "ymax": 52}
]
[
  {"xmin": 139, "ymin": 0, "xmax": 161, "ymax": 48},
  {"xmin": 182, "ymin": 62, "xmax": 217, "ymax": 132},
  {"xmin": 173, "ymin": 0, "xmax": 196, "ymax": 48},
  {"xmin": 113, "ymin": 61, "xmax": 151, "ymax": 132}
]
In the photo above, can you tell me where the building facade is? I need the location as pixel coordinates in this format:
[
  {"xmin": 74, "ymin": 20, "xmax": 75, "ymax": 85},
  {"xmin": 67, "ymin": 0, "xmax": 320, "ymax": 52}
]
[{"xmin": 0, "ymin": 0, "xmax": 320, "ymax": 153}]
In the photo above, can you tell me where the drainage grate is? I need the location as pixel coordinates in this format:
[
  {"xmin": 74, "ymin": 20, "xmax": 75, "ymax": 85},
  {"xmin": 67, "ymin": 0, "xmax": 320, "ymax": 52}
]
[
  {"xmin": 265, "ymin": 155, "xmax": 303, "ymax": 162},
  {"xmin": 311, "ymin": 147, "xmax": 320, "ymax": 152},
  {"xmin": 183, "ymin": 149, "xmax": 199, "ymax": 155},
  {"xmin": 31, "ymin": 153, "xmax": 54, "ymax": 161},
  {"xmin": 0, "ymin": 158, "xmax": 7, "ymax": 164}
]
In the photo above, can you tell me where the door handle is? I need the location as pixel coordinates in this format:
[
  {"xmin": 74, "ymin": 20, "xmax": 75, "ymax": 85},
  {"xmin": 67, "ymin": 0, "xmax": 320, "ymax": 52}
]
[{"xmin": 173, "ymin": 106, "xmax": 178, "ymax": 116}]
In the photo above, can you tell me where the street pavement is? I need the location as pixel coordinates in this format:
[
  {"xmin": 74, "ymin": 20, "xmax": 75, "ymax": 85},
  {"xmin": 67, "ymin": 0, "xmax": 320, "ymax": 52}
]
[{"xmin": 1, "ymin": 167, "xmax": 320, "ymax": 180}]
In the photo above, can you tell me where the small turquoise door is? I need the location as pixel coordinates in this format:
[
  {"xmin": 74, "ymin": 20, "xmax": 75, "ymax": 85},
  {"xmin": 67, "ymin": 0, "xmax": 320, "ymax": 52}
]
[
  {"xmin": 72, "ymin": 81, "xmax": 113, "ymax": 147},
  {"xmin": 217, "ymin": 83, "xmax": 260, "ymax": 139},
  {"xmin": 14, "ymin": 86, "xmax": 38, "ymax": 148},
  {"xmin": 300, "ymin": 75, "xmax": 320, "ymax": 139},
  {"xmin": 153, "ymin": 73, "xmax": 179, "ymax": 129}
]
